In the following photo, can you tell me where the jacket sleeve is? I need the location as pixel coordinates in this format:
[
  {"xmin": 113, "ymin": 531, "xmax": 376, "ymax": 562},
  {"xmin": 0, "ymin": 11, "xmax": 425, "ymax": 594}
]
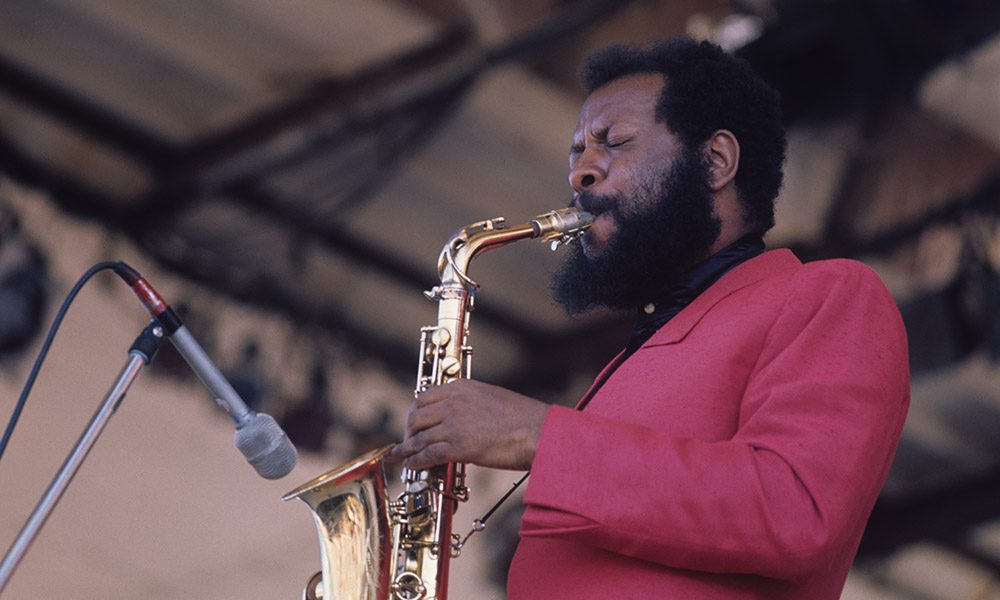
[{"xmin": 518, "ymin": 262, "xmax": 910, "ymax": 580}]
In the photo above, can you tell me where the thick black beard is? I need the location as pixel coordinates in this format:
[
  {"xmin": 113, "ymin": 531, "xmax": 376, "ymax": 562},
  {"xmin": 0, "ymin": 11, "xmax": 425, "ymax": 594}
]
[{"xmin": 552, "ymin": 148, "xmax": 721, "ymax": 315}]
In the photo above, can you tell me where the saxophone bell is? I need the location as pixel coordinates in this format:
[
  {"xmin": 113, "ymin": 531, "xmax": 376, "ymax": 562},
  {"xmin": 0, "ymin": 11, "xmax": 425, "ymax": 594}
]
[{"xmin": 282, "ymin": 445, "xmax": 395, "ymax": 600}]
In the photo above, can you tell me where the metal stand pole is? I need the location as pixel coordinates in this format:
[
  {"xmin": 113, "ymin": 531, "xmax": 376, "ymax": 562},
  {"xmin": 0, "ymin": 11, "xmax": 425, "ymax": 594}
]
[{"xmin": 0, "ymin": 323, "xmax": 164, "ymax": 594}]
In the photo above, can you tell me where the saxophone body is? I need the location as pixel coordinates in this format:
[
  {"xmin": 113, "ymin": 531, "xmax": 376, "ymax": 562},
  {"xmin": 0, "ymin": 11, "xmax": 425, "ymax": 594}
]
[{"xmin": 283, "ymin": 208, "xmax": 593, "ymax": 600}]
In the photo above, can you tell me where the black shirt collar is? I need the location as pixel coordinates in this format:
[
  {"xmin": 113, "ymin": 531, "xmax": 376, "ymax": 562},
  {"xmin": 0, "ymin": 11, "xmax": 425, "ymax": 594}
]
[{"xmin": 624, "ymin": 234, "xmax": 766, "ymax": 354}]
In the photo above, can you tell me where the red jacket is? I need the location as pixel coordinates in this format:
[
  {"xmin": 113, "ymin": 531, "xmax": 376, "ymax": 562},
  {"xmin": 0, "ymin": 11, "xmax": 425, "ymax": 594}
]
[{"xmin": 508, "ymin": 249, "xmax": 910, "ymax": 599}]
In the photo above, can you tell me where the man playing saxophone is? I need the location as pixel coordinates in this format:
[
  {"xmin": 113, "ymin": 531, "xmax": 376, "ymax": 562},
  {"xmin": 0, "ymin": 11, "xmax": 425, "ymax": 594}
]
[{"xmin": 391, "ymin": 37, "xmax": 909, "ymax": 600}]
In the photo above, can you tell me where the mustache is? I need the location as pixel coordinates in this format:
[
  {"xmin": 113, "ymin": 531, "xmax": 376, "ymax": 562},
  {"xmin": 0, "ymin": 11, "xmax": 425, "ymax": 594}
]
[{"xmin": 571, "ymin": 190, "xmax": 620, "ymax": 215}]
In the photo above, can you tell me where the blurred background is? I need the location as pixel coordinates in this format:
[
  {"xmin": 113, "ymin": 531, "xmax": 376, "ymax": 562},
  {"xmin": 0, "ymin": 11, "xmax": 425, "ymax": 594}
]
[{"xmin": 0, "ymin": 0, "xmax": 998, "ymax": 598}]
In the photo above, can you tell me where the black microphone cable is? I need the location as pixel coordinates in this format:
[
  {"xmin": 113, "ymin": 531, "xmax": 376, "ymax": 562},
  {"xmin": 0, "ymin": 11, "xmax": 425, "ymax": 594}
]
[{"xmin": 0, "ymin": 261, "xmax": 122, "ymax": 463}]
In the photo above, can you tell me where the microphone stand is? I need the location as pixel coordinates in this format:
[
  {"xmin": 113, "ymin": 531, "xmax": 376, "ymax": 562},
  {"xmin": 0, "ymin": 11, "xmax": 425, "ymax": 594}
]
[{"xmin": 0, "ymin": 322, "xmax": 165, "ymax": 594}]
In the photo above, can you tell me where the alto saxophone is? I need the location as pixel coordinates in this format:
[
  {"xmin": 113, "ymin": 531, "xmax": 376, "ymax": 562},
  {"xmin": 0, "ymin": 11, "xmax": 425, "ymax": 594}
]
[{"xmin": 283, "ymin": 208, "xmax": 593, "ymax": 600}]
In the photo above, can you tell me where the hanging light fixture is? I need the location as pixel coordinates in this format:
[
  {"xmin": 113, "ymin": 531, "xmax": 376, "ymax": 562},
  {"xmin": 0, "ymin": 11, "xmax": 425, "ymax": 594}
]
[{"xmin": 0, "ymin": 210, "xmax": 48, "ymax": 360}]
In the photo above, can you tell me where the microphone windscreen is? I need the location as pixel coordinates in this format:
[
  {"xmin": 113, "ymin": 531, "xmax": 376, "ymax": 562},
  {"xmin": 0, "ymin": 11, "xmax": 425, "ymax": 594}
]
[{"xmin": 234, "ymin": 412, "xmax": 298, "ymax": 479}]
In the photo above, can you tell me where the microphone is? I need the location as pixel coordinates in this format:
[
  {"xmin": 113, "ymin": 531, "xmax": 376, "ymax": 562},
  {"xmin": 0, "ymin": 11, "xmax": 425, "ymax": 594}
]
[{"xmin": 112, "ymin": 262, "xmax": 297, "ymax": 479}]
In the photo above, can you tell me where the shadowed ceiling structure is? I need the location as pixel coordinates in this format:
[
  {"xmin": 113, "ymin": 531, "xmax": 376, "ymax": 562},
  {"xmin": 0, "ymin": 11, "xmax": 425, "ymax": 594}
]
[{"xmin": 0, "ymin": 0, "xmax": 999, "ymax": 596}]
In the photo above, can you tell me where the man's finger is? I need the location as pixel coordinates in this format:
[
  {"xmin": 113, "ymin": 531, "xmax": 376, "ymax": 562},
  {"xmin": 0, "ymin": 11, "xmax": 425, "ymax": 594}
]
[
  {"xmin": 393, "ymin": 423, "xmax": 449, "ymax": 460},
  {"xmin": 405, "ymin": 399, "xmax": 450, "ymax": 438},
  {"xmin": 415, "ymin": 379, "xmax": 468, "ymax": 408},
  {"xmin": 403, "ymin": 441, "xmax": 456, "ymax": 470}
]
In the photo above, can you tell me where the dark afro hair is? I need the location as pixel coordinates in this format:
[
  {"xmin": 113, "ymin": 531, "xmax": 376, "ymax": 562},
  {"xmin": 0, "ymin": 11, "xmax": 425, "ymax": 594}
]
[{"xmin": 580, "ymin": 38, "xmax": 786, "ymax": 236}]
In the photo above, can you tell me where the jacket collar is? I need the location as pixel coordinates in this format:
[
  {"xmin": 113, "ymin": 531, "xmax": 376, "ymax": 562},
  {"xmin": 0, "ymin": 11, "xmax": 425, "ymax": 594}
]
[
  {"xmin": 573, "ymin": 249, "xmax": 801, "ymax": 409},
  {"xmin": 643, "ymin": 248, "xmax": 801, "ymax": 347}
]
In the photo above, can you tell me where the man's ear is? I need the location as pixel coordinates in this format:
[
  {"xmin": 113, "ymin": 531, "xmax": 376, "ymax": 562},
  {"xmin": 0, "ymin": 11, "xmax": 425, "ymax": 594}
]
[{"xmin": 704, "ymin": 129, "xmax": 739, "ymax": 192}]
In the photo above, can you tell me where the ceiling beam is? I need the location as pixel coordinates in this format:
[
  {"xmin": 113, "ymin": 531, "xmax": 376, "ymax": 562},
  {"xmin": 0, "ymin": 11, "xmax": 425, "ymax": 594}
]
[
  {"xmin": 163, "ymin": 0, "xmax": 640, "ymax": 198},
  {"xmin": 0, "ymin": 131, "xmax": 135, "ymax": 221},
  {"xmin": 0, "ymin": 53, "xmax": 178, "ymax": 167},
  {"xmin": 858, "ymin": 467, "xmax": 1000, "ymax": 571},
  {"xmin": 482, "ymin": 0, "xmax": 642, "ymax": 68},
  {"xmin": 739, "ymin": 0, "xmax": 1000, "ymax": 122},
  {"xmin": 170, "ymin": 26, "xmax": 475, "ymax": 182},
  {"xmin": 0, "ymin": 139, "xmax": 613, "ymax": 390},
  {"xmin": 792, "ymin": 172, "xmax": 1000, "ymax": 261},
  {"xmin": 224, "ymin": 184, "xmax": 571, "ymax": 345}
]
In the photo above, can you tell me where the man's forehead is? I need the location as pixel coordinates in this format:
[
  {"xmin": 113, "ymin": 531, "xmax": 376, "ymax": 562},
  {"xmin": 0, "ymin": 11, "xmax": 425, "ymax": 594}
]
[{"xmin": 574, "ymin": 73, "xmax": 665, "ymax": 134}]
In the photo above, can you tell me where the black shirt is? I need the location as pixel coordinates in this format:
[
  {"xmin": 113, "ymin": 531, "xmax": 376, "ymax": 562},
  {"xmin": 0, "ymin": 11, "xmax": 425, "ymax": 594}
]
[{"xmin": 623, "ymin": 235, "xmax": 766, "ymax": 358}]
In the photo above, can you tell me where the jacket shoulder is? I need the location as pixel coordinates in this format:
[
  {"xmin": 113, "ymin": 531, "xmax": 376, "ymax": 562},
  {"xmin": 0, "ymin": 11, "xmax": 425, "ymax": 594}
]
[{"xmin": 788, "ymin": 258, "xmax": 891, "ymax": 295}]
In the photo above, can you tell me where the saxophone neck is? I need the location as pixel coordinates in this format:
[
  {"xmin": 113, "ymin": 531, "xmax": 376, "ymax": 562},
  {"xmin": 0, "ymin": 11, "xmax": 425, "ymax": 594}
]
[{"xmin": 435, "ymin": 208, "xmax": 594, "ymax": 290}]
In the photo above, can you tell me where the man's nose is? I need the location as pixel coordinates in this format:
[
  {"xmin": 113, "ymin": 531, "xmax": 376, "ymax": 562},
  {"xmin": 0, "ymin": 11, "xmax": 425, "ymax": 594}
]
[{"xmin": 568, "ymin": 156, "xmax": 606, "ymax": 193}]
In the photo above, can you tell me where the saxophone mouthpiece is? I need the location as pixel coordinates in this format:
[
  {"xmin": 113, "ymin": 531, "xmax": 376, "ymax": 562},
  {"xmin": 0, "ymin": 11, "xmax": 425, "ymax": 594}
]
[
  {"xmin": 530, "ymin": 208, "xmax": 595, "ymax": 250},
  {"xmin": 531, "ymin": 208, "xmax": 594, "ymax": 250}
]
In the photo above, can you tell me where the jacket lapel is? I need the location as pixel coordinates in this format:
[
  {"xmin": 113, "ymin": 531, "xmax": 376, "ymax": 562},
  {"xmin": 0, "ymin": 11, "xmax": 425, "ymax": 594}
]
[
  {"xmin": 572, "ymin": 249, "xmax": 801, "ymax": 409},
  {"xmin": 644, "ymin": 249, "xmax": 801, "ymax": 347},
  {"xmin": 573, "ymin": 349, "xmax": 627, "ymax": 409}
]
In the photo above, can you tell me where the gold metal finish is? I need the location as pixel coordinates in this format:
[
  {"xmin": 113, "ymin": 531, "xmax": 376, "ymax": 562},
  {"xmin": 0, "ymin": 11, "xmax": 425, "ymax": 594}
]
[
  {"xmin": 283, "ymin": 445, "xmax": 394, "ymax": 600},
  {"xmin": 285, "ymin": 208, "xmax": 593, "ymax": 599}
]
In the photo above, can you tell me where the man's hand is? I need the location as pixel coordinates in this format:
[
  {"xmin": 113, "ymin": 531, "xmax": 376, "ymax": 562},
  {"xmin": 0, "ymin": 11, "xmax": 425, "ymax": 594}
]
[{"xmin": 389, "ymin": 379, "xmax": 549, "ymax": 471}]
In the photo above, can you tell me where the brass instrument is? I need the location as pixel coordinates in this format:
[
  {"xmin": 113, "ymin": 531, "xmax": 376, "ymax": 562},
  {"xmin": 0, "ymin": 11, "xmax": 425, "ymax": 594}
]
[{"xmin": 283, "ymin": 208, "xmax": 593, "ymax": 600}]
